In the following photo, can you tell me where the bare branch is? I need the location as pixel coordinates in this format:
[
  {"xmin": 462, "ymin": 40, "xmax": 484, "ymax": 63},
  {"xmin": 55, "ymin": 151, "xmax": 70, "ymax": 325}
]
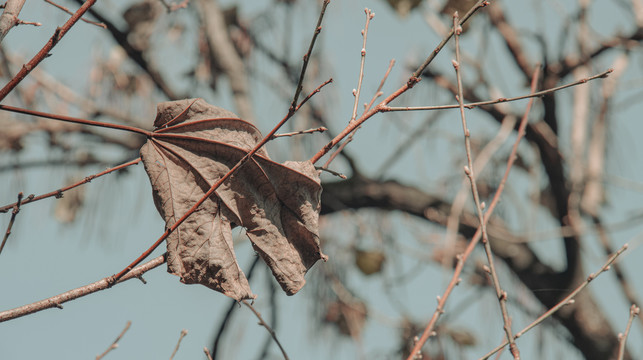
[
  {"xmin": 452, "ymin": 13, "xmax": 521, "ymax": 359},
  {"xmin": 382, "ymin": 68, "xmax": 612, "ymax": 112},
  {"xmin": 350, "ymin": 8, "xmax": 375, "ymax": 123},
  {"xmin": 617, "ymin": 304, "xmax": 640, "ymax": 360},
  {"xmin": 272, "ymin": 126, "xmax": 327, "ymax": 138},
  {"xmin": 0, "ymin": 254, "xmax": 166, "ymax": 322},
  {"xmin": 479, "ymin": 244, "xmax": 629, "ymax": 360},
  {"xmin": 0, "ymin": 0, "xmax": 98, "ymax": 101},
  {"xmin": 405, "ymin": 61, "xmax": 541, "ymax": 360}
]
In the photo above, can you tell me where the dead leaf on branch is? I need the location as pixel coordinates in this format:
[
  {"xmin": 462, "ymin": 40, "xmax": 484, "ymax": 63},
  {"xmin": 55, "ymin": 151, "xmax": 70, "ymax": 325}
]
[{"xmin": 140, "ymin": 98, "xmax": 327, "ymax": 301}]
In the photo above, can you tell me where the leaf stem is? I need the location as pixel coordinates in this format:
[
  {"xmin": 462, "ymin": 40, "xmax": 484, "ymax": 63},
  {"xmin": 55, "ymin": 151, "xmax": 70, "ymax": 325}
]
[{"xmin": 0, "ymin": 104, "xmax": 152, "ymax": 136}]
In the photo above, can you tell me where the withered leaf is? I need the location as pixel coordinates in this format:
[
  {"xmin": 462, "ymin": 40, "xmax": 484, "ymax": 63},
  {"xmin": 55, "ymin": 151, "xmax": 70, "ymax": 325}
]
[{"xmin": 140, "ymin": 98, "xmax": 326, "ymax": 301}]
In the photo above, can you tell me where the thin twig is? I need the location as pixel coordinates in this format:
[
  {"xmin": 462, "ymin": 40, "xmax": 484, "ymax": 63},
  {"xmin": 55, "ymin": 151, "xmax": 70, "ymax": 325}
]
[
  {"xmin": 452, "ymin": 13, "xmax": 520, "ymax": 360},
  {"xmin": 0, "ymin": 105, "xmax": 151, "ymax": 136},
  {"xmin": 0, "ymin": 0, "xmax": 99, "ymax": 101},
  {"xmin": 95, "ymin": 321, "xmax": 131, "ymax": 360},
  {"xmin": 0, "ymin": 192, "xmax": 23, "ymax": 256},
  {"xmin": 15, "ymin": 19, "xmax": 40, "ymax": 26},
  {"xmin": 204, "ymin": 347, "xmax": 214, "ymax": 360},
  {"xmin": 315, "ymin": 166, "xmax": 346, "ymax": 179},
  {"xmin": 169, "ymin": 329, "xmax": 188, "ymax": 360},
  {"xmin": 310, "ymin": 1, "xmax": 490, "ymax": 165},
  {"xmin": 110, "ymin": 78, "xmax": 331, "ymax": 284},
  {"xmin": 381, "ymin": 69, "xmax": 613, "ymax": 112},
  {"xmin": 242, "ymin": 300, "xmax": 289, "ymax": 360},
  {"xmin": 617, "ymin": 304, "xmax": 640, "ymax": 360},
  {"xmin": 411, "ymin": 0, "xmax": 490, "ymax": 82},
  {"xmin": 210, "ymin": 256, "xmax": 261, "ymax": 359},
  {"xmin": 442, "ymin": 115, "xmax": 516, "ymax": 269},
  {"xmin": 479, "ymin": 244, "xmax": 629, "ymax": 360},
  {"xmin": 290, "ymin": 0, "xmax": 330, "ymax": 112},
  {"xmin": 0, "ymin": 158, "xmax": 141, "ymax": 213},
  {"xmin": 0, "ymin": 254, "xmax": 166, "ymax": 322},
  {"xmin": 592, "ymin": 216, "xmax": 643, "ymax": 331},
  {"xmin": 350, "ymin": 8, "xmax": 374, "ymax": 123},
  {"xmin": 405, "ymin": 63, "xmax": 542, "ymax": 360},
  {"xmin": 44, "ymin": 0, "xmax": 106, "ymax": 28},
  {"xmin": 272, "ymin": 126, "xmax": 327, "ymax": 138},
  {"xmin": 323, "ymin": 59, "xmax": 393, "ymax": 169},
  {"xmin": 364, "ymin": 59, "xmax": 395, "ymax": 113}
]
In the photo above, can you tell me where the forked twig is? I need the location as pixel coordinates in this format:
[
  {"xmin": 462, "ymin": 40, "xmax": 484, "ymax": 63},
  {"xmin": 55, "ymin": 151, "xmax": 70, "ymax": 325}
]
[
  {"xmin": 323, "ymin": 9, "xmax": 378, "ymax": 169},
  {"xmin": 109, "ymin": 1, "xmax": 333, "ymax": 283},
  {"xmin": 289, "ymin": 0, "xmax": 330, "ymax": 112},
  {"xmin": 479, "ymin": 244, "xmax": 628, "ymax": 360},
  {"xmin": 452, "ymin": 13, "xmax": 520, "ymax": 359},
  {"xmin": 242, "ymin": 300, "xmax": 289, "ymax": 360},
  {"xmin": 310, "ymin": 0, "xmax": 491, "ymax": 165},
  {"xmin": 0, "ymin": 0, "xmax": 99, "ymax": 101},
  {"xmin": 0, "ymin": 192, "xmax": 23, "ymax": 256},
  {"xmin": 0, "ymin": 1, "xmax": 333, "ymax": 321},
  {"xmin": 0, "ymin": 0, "xmax": 26, "ymax": 43},
  {"xmin": 405, "ymin": 63, "xmax": 542, "ymax": 360},
  {"xmin": 617, "ymin": 304, "xmax": 640, "ymax": 360},
  {"xmin": 364, "ymin": 59, "xmax": 395, "ymax": 113}
]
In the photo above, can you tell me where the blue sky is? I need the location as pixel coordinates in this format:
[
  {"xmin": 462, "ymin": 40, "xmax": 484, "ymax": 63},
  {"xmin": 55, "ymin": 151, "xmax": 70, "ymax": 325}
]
[{"xmin": 1, "ymin": 0, "xmax": 643, "ymax": 359}]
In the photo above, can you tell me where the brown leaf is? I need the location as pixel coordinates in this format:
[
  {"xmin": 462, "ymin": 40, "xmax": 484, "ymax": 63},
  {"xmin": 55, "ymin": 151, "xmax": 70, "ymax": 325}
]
[{"xmin": 140, "ymin": 98, "xmax": 326, "ymax": 301}]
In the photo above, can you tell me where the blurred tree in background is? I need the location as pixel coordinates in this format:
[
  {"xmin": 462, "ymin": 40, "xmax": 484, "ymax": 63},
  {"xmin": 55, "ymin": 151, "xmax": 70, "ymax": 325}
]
[{"xmin": 1, "ymin": 0, "xmax": 643, "ymax": 359}]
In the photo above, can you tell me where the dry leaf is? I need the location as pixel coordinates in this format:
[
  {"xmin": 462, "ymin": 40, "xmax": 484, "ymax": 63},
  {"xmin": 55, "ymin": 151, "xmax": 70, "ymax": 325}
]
[{"xmin": 140, "ymin": 98, "xmax": 326, "ymax": 301}]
